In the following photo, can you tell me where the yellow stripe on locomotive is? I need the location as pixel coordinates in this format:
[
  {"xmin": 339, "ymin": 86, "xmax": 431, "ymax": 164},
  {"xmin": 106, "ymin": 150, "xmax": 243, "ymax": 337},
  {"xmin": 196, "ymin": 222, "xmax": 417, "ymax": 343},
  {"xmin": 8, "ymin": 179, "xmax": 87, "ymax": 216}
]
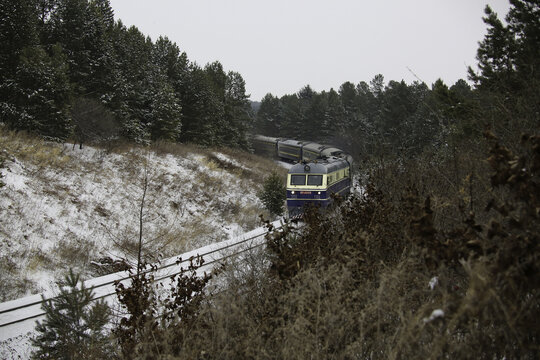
[{"xmin": 286, "ymin": 157, "xmax": 352, "ymax": 216}]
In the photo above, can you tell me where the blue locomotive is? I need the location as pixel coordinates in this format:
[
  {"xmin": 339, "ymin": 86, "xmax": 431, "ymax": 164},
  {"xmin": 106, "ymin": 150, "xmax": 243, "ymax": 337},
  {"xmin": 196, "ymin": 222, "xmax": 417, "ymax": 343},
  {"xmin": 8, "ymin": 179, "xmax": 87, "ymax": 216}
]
[
  {"xmin": 286, "ymin": 157, "xmax": 352, "ymax": 216},
  {"xmin": 252, "ymin": 135, "xmax": 353, "ymax": 216}
]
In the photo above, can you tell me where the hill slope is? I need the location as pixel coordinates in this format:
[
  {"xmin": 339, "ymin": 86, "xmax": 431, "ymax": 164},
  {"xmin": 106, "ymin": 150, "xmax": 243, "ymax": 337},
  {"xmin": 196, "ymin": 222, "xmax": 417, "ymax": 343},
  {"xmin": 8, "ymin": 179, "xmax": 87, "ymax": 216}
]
[{"xmin": 0, "ymin": 130, "xmax": 286, "ymax": 301}]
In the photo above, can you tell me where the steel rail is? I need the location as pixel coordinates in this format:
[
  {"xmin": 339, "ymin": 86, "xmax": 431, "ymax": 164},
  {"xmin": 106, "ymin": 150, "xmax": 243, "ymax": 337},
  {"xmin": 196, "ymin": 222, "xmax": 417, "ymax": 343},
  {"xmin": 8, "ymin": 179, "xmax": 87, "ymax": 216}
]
[{"xmin": 0, "ymin": 226, "xmax": 278, "ymax": 330}]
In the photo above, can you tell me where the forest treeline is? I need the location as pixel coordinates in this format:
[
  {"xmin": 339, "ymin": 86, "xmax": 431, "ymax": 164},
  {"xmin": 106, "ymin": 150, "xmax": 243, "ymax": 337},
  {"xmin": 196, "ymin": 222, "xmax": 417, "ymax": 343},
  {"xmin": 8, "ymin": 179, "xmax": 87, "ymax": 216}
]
[
  {"xmin": 0, "ymin": 0, "xmax": 252, "ymax": 148},
  {"xmin": 256, "ymin": 76, "xmax": 473, "ymax": 157},
  {"xmin": 255, "ymin": 1, "xmax": 539, "ymax": 160},
  {"xmin": 10, "ymin": 1, "xmax": 540, "ymax": 358},
  {"xmin": 2, "ymin": 1, "xmax": 537, "ymax": 158}
]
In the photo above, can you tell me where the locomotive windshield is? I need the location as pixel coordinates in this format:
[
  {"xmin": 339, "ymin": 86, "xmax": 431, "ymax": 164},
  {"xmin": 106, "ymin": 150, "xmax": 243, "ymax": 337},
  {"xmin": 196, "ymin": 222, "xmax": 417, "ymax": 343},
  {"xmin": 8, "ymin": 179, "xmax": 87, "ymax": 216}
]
[
  {"xmin": 307, "ymin": 175, "xmax": 323, "ymax": 186},
  {"xmin": 290, "ymin": 174, "xmax": 306, "ymax": 185}
]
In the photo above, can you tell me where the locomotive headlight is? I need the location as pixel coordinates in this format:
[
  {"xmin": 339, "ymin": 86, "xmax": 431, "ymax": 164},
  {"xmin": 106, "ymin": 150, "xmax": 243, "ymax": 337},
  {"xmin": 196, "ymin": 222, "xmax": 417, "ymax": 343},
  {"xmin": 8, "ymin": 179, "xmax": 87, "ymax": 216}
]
[
  {"xmin": 318, "ymin": 191, "xmax": 321, "ymax": 195},
  {"xmin": 291, "ymin": 191, "xmax": 295, "ymax": 194}
]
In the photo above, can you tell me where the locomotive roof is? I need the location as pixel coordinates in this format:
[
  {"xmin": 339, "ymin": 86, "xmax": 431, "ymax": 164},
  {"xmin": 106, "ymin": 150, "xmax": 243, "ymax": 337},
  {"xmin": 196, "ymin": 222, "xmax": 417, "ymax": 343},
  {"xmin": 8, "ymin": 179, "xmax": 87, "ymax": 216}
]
[
  {"xmin": 321, "ymin": 147, "xmax": 343, "ymax": 155},
  {"xmin": 288, "ymin": 157, "xmax": 349, "ymax": 174},
  {"xmin": 253, "ymin": 134, "xmax": 280, "ymax": 143},
  {"xmin": 302, "ymin": 142, "xmax": 327, "ymax": 152},
  {"xmin": 302, "ymin": 142, "xmax": 343, "ymax": 155},
  {"xmin": 279, "ymin": 139, "xmax": 311, "ymax": 147}
]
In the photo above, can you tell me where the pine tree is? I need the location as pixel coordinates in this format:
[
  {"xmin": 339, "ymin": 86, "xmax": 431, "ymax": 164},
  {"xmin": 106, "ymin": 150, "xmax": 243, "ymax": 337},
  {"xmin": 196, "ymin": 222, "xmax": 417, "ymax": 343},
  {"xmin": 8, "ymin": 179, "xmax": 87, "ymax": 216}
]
[
  {"xmin": 152, "ymin": 36, "xmax": 189, "ymax": 93},
  {"xmin": 148, "ymin": 79, "xmax": 182, "ymax": 141},
  {"xmin": 256, "ymin": 93, "xmax": 282, "ymax": 136},
  {"xmin": 305, "ymin": 92, "xmax": 328, "ymax": 142},
  {"xmin": 44, "ymin": 0, "xmax": 112, "ymax": 96},
  {"xmin": 111, "ymin": 24, "xmax": 153, "ymax": 142},
  {"xmin": 350, "ymin": 81, "xmax": 376, "ymax": 148},
  {"xmin": 31, "ymin": 269, "xmax": 112, "ymax": 359},
  {"xmin": 469, "ymin": 1, "xmax": 539, "ymax": 92},
  {"xmin": 85, "ymin": 0, "xmax": 116, "ymax": 98},
  {"xmin": 258, "ymin": 171, "xmax": 286, "ymax": 217},
  {"xmin": 338, "ymin": 81, "xmax": 358, "ymax": 134},
  {"xmin": 280, "ymin": 94, "xmax": 303, "ymax": 138},
  {"xmin": 146, "ymin": 36, "xmax": 183, "ymax": 141},
  {"xmin": 204, "ymin": 61, "xmax": 228, "ymax": 145},
  {"xmin": 468, "ymin": 0, "xmax": 540, "ymax": 140},
  {"xmin": 0, "ymin": 0, "xmax": 38, "ymax": 80},
  {"xmin": 469, "ymin": 5, "xmax": 517, "ymax": 92},
  {"xmin": 178, "ymin": 64, "xmax": 223, "ymax": 146},
  {"xmin": 223, "ymin": 71, "xmax": 252, "ymax": 148},
  {"xmin": 325, "ymin": 88, "xmax": 345, "ymax": 141},
  {"xmin": 370, "ymin": 74, "xmax": 385, "ymax": 97},
  {"xmin": 1, "ymin": 45, "xmax": 72, "ymax": 140}
]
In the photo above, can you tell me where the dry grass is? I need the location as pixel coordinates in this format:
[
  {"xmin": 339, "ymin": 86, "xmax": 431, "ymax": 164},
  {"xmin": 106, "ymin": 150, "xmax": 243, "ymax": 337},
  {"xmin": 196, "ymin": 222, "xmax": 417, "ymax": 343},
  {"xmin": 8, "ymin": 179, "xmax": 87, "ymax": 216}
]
[
  {"xmin": 0, "ymin": 128, "xmax": 276, "ymax": 301},
  {"xmin": 0, "ymin": 254, "xmax": 40, "ymax": 301},
  {"xmin": 130, "ymin": 133, "xmax": 540, "ymax": 359},
  {"xmin": 0, "ymin": 129, "xmax": 72, "ymax": 170}
]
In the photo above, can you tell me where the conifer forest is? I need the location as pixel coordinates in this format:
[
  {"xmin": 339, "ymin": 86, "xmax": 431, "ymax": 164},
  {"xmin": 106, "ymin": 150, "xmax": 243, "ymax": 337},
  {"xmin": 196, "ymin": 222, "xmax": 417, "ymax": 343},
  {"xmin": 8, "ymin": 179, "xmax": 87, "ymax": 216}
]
[{"xmin": 1, "ymin": 0, "xmax": 539, "ymax": 359}]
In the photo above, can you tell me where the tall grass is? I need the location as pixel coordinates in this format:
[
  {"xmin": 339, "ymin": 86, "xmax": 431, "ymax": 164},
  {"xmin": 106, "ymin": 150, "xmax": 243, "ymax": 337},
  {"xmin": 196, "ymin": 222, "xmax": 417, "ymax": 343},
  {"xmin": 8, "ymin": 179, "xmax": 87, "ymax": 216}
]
[
  {"xmin": 0, "ymin": 128, "xmax": 277, "ymax": 301},
  {"xmin": 136, "ymin": 133, "xmax": 539, "ymax": 359}
]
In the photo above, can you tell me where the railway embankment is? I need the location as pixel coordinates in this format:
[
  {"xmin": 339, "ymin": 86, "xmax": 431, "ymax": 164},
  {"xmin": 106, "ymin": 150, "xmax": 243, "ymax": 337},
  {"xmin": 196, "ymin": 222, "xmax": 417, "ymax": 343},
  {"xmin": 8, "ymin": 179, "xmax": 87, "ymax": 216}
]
[{"xmin": 0, "ymin": 129, "xmax": 286, "ymax": 302}]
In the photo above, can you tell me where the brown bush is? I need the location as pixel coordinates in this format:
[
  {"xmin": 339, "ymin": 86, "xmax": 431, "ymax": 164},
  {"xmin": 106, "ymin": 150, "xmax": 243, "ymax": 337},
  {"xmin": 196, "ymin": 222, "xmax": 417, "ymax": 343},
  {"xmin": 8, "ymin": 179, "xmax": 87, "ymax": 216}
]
[{"xmin": 138, "ymin": 133, "xmax": 539, "ymax": 359}]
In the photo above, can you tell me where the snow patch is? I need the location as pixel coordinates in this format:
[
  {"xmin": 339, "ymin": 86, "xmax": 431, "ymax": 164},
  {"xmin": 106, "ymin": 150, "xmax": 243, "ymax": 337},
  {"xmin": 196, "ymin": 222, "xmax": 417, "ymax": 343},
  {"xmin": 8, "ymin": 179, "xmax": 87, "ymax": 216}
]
[
  {"xmin": 428, "ymin": 276, "xmax": 439, "ymax": 290},
  {"xmin": 0, "ymin": 142, "xmax": 267, "ymax": 302},
  {"xmin": 423, "ymin": 309, "xmax": 445, "ymax": 323}
]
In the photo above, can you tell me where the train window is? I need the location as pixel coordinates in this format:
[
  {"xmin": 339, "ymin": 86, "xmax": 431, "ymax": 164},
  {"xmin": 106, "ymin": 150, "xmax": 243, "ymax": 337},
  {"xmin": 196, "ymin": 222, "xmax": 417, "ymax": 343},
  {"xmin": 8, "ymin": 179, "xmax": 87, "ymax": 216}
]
[
  {"xmin": 307, "ymin": 175, "xmax": 323, "ymax": 186},
  {"xmin": 328, "ymin": 175, "xmax": 333, "ymax": 184},
  {"xmin": 291, "ymin": 174, "xmax": 306, "ymax": 185}
]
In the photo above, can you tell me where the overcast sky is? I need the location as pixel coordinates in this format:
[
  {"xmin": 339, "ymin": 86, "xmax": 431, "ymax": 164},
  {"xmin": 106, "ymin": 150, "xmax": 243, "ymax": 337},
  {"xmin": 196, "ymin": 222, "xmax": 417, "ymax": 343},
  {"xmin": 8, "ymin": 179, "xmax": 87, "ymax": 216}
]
[{"xmin": 108, "ymin": 0, "xmax": 511, "ymax": 101}]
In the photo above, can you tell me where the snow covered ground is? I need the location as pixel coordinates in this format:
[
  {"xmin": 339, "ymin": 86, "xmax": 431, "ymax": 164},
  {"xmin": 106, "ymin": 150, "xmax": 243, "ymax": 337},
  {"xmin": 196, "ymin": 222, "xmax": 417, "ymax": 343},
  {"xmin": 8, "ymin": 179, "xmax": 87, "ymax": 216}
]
[
  {"xmin": 0, "ymin": 137, "xmax": 284, "ymax": 302},
  {"xmin": 0, "ymin": 218, "xmax": 286, "ymax": 359},
  {"xmin": 0, "ymin": 133, "xmax": 361, "ymax": 358}
]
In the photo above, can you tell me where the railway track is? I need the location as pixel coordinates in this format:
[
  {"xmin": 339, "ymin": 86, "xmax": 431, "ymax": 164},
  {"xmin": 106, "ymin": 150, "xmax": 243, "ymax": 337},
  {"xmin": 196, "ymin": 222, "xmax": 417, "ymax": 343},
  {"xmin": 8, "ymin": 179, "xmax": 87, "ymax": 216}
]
[{"xmin": 0, "ymin": 220, "xmax": 285, "ymax": 342}]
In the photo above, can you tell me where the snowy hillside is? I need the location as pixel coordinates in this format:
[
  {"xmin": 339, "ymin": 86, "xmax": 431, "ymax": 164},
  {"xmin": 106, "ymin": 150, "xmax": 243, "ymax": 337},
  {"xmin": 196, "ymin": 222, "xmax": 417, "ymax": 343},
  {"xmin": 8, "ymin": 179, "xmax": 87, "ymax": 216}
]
[{"xmin": 0, "ymin": 131, "xmax": 286, "ymax": 302}]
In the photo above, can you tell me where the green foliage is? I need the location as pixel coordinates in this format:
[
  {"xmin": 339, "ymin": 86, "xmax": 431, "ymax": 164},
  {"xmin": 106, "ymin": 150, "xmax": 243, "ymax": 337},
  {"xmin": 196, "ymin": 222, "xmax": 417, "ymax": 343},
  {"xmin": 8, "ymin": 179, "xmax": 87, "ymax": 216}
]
[
  {"xmin": 45, "ymin": 0, "xmax": 115, "ymax": 96},
  {"xmin": 222, "ymin": 71, "xmax": 252, "ymax": 149},
  {"xmin": 0, "ymin": 0, "xmax": 252, "ymax": 148},
  {"xmin": 1, "ymin": 45, "xmax": 73, "ymax": 140},
  {"xmin": 252, "ymin": 3, "xmax": 538, "ymax": 161},
  {"xmin": 31, "ymin": 269, "xmax": 113, "ymax": 359},
  {"xmin": 470, "ymin": 1, "xmax": 539, "ymax": 91},
  {"xmin": 468, "ymin": 0, "xmax": 540, "ymax": 143},
  {"xmin": 148, "ymin": 80, "xmax": 182, "ymax": 141},
  {"xmin": 255, "ymin": 74, "xmax": 465, "ymax": 158},
  {"xmin": 255, "ymin": 93, "xmax": 281, "ymax": 136},
  {"xmin": 258, "ymin": 171, "xmax": 286, "ymax": 217},
  {"xmin": 0, "ymin": 0, "xmax": 38, "ymax": 78}
]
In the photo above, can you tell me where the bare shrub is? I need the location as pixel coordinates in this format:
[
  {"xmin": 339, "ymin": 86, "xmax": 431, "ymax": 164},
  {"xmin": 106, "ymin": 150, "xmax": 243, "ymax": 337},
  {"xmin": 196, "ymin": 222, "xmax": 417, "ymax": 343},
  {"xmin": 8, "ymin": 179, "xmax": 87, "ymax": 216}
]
[
  {"xmin": 169, "ymin": 246, "xmax": 282, "ymax": 359},
  {"xmin": 53, "ymin": 236, "xmax": 96, "ymax": 270},
  {"xmin": 0, "ymin": 255, "xmax": 39, "ymax": 301},
  {"xmin": 149, "ymin": 140, "xmax": 202, "ymax": 158},
  {"xmin": 134, "ymin": 133, "xmax": 539, "ymax": 359},
  {"xmin": 71, "ymin": 97, "xmax": 119, "ymax": 149},
  {"xmin": 114, "ymin": 256, "xmax": 214, "ymax": 358}
]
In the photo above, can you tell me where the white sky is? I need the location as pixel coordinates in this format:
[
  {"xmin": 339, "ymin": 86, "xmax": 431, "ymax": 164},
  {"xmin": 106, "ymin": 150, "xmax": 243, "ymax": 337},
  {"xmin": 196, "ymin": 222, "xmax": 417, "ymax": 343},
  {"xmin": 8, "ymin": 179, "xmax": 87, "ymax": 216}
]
[{"xmin": 108, "ymin": 0, "xmax": 511, "ymax": 101}]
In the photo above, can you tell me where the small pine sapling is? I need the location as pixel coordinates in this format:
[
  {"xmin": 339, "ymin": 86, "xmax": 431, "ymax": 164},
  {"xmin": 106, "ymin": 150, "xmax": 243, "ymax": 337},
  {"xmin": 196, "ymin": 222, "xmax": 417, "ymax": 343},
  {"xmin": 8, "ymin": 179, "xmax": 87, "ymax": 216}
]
[
  {"xmin": 31, "ymin": 269, "xmax": 112, "ymax": 359},
  {"xmin": 258, "ymin": 171, "xmax": 286, "ymax": 217}
]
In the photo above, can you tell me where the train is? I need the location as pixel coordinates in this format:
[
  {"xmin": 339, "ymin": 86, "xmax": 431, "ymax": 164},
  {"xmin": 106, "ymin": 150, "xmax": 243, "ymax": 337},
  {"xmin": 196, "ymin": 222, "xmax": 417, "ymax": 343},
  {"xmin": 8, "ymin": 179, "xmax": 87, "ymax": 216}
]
[{"xmin": 252, "ymin": 135, "xmax": 353, "ymax": 216}]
